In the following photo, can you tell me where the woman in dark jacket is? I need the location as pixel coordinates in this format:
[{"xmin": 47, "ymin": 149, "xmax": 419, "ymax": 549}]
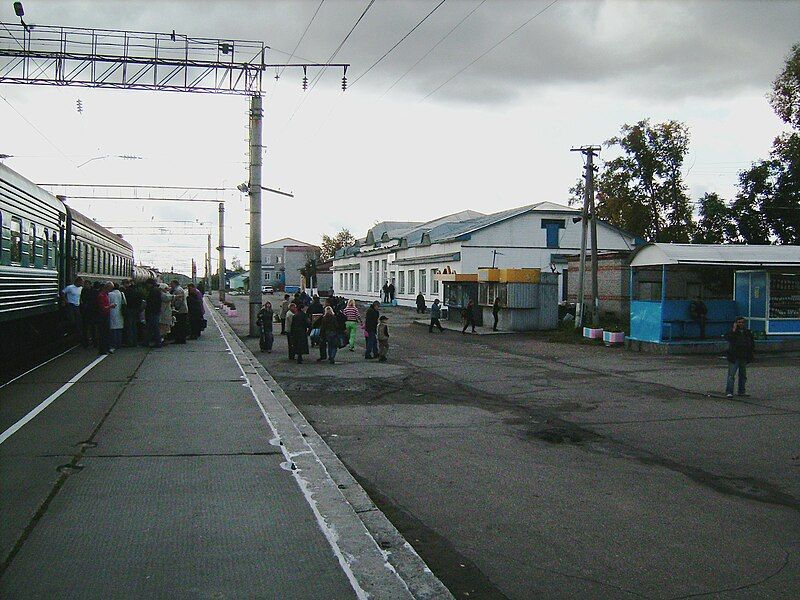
[
  {"xmin": 289, "ymin": 304, "xmax": 310, "ymax": 363},
  {"xmin": 319, "ymin": 306, "xmax": 340, "ymax": 364}
]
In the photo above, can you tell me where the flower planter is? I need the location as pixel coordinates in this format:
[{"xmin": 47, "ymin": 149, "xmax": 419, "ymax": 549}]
[
  {"xmin": 583, "ymin": 327, "xmax": 604, "ymax": 340},
  {"xmin": 603, "ymin": 331, "xmax": 625, "ymax": 346}
]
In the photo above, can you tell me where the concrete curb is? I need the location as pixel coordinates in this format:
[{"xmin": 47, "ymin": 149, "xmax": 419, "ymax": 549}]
[{"xmin": 208, "ymin": 301, "xmax": 454, "ymax": 600}]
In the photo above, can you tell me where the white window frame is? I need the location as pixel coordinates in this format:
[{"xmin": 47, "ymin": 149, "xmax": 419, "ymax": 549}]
[
  {"xmin": 408, "ymin": 270, "xmax": 415, "ymax": 294},
  {"xmin": 399, "ymin": 271, "xmax": 405, "ymax": 295}
]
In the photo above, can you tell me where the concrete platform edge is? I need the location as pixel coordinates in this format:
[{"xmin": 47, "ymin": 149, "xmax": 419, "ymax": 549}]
[{"xmin": 208, "ymin": 301, "xmax": 454, "ymax": 600}]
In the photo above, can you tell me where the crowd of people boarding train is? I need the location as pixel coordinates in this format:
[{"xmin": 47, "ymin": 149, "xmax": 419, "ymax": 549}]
[
  {"xmin": 259, "ymin": 291, "xmax": 390, "ymax": 365},
  {"xmin": 60, "ymin": 277, "xmax": 207, "ymax": 355}
]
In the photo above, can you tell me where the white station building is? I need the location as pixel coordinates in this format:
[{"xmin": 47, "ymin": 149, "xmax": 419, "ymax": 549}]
[{"xmin": 332, "ymin": 202, "xmax": 637, "ymax": 307}]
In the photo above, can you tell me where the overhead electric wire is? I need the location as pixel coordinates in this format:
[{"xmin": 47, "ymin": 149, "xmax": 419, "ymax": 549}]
[
  {"xmin": 288, "ymin": 0, "xmax": 377, "ymax": 121},
  {"xmin": 0, "ymin": 94, "xmax": 76, "ymax": 166},
  {"xmin": 276, "ymin": 0, "xmax": 326, "ymax": 81},
  {"xmin": 349, "ymin": 0, "xmax": 448, "ymax": 89},
  {"xmin": 381, "ymin": 0, "xmax": 486, "ymax": 97},
  {"xmin": 422, "ymin": 0, "xmax": 560, "ymax": 100}
]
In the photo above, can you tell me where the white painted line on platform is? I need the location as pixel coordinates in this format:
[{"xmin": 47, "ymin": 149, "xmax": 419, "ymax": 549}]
[
  {"xmin": 0, "ymin": 354, "xmax": 107, "ymax": 445},
  {"xmin": 208, "ymin": 303, "xmax": 372, "ymax": 600},
  {"xmin": 0, "ymin": 345, "xmax": 77, "ymax": 389}
]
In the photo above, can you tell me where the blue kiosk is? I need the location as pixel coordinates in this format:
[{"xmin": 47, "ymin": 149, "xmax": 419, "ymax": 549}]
[{"xmin": 628, "ymin": 244, "xmax": 800, "ymax": 350}]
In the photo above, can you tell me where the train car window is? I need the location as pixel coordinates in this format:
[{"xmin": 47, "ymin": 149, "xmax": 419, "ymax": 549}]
[
  {"xmin": 52, "ymin": 231, "xmax": 58, "ymax": 268},
  {"xmin": 10, "ymin": 217, "xmax": 22, "ymax": 264},
  {"xmin": 29, "ymin": 223, "xmax": 36, "ymax": 267},
  {"xmin": 0, "ymin": 211, "xmax": 3, "ymax": 261},
  {"xmin": 43, "ymin": 228, "xmax": 50, "ymax": 265}
]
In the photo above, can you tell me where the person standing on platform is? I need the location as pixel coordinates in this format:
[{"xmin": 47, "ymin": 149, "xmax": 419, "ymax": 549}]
[
  {"xmin": 96, "ymin": 282, "xmax": 116, "ymax": 355},
  {"xmin": 725, "ymin": 317, "xmax": 755, "ymax": 397},
  {"xmin": 122, "ymin": 279, "xmax": 142, "ymax": 347},
  {"xmin": 416, "ymin": 292, "xmax": 426, "ymax": 314},
  {"xmin": 158, "ymin": 283, "xmax": 174, "ymax": 343},
  {"xmin": 170, "ymin": 280, "xmax": 188, "ymax": 344},
  {"xmin": 377, "ymin": 315, "xmax": 390, "ymax": 362},
  {"xmin": 388, "ymin": 281, "xmax": 396, "ymax": 303},
  {"xmin": 186, "ymin": 283, "xmax": 205, "ymax": 339},
  {"xmin": 461, "ymin": 300, "xmax": 477, "ymax": 334},
  {"xmin": 690, "ymin": 297, "xmax": 708, "ymax": 339},
  {"xmin": 492, "ymin": 296, "xmax": 501, "ymax": 332},
  {"xmin": 108, "ymin": 282, "xmax": 126, "ymax": 352},
  {"xmin": 382, "ymin": 282, "xmax": 390, "ymax": 304},
  {"xmin": 343, "ymin": 299, "xmax": 362, "ymax": 352},
  {"xmin": 286, "ymin": 303, "xmax": 297, "ymax": 360},
  {"xmin": 429, "ymin": 298, "xmax": 444, "ymax": 333},
  {"xmin": 257, "ymin": 300, "xmax": 274, "ymax": 353},
  {"xmin": 364, "ymin": 301, "xmax": 380, "ymax": 359},
  {"xmin": 280, "ymin": 294, "xmax": 291, "ymax": 335},
  {"xmin": 290, "ymin": 304, "xmax": 310, "ymax": 364},
  {"xmin": 80, "ymin": 281, "xmax": 96, "ymax": 346},
  {"xmin": 61, "ymin": 276, "xmax": 85, "ymax": 345},
  {"xmin": 319, "ymin": 306, "xmax": 340, "ymax": 364},
  {"xmin": 145, "ymin": 279, "xmax": 163, "ymax": 347}
]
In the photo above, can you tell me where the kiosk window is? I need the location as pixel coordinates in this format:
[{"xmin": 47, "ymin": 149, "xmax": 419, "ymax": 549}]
[{"xmin": 769, "ymin": 273, "xmax": 800, "ymax": 319}]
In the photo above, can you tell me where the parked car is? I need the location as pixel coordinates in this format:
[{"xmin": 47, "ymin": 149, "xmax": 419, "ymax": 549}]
[{"xmin": 261, "ymin": 284, "xmax": 274, "ymax": 294}]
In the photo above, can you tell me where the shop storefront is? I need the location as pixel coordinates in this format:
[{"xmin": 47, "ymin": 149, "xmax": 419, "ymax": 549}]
[{"xmin": 735, "ymin": 270, "xmax": 800, "ymax": 335}]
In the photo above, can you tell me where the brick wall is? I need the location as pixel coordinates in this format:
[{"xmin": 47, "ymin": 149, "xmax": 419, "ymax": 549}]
[{"xmin": 567, "ymin": 252, "xmax": 631, "ymax": 318}]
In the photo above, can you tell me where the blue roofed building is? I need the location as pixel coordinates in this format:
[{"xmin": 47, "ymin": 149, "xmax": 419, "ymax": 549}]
[{"xmin": 333, "ymin": 202, "xmax": 637, "ymax": 307}]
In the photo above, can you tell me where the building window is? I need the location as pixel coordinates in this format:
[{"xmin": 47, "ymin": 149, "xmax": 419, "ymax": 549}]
[
  {"xmin": 542, "ymin": 219, "xmax": 566, "ymax": 249},
  {"xmin": 381, "ymin": 260, "xmax": 388, "ymax": 287},
  {"xmin": 10, "ymin": 217, "xmax": 22, "ymax": 263},
  {"xmin": 432, "ymin": 269, "xmax": 439, "ymax": 294},
  {"xmin": 339, "ymin": 273, "xmax": 344, "ymax": 290},
  {"xmin": 349, "ymin": 272, "xmax": 354, "ymax": 290},
  {"xmin": 265, "ymin": 272, "xmax": 271, "ymax": 281},
  {"xmin": 398, "ymin": 271, "xmax": 405, "ymax": 294},
  {"xmin": 355, "ymin": 273, "xmax": 360, "ymax": 291},
  {"xmin": 420, "ymin": 269, "xmax": 427, "ymax": 294},
  {"xmin": 408, "ymin": 270, "xmax": 415, "ymax": 294},
  {"xmin": 367, "ymin": 261, "xmax": 373, "ymax": 292}
]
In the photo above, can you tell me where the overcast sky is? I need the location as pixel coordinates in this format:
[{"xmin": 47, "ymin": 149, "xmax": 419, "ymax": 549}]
[{"xmin": 1, "ymin": 0, "xmax": 797, "ymax": 273}]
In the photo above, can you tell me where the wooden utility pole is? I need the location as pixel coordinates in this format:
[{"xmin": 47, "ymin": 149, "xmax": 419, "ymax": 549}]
[{"xmin": 218, "ymin": 202, "xmax": 226, "ymax": 302}]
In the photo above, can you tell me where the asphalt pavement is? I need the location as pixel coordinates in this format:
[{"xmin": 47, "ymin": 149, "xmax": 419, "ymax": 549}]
[{"xmin": 227, "ymin": 293, "xmax": 800, "ymax": 600}]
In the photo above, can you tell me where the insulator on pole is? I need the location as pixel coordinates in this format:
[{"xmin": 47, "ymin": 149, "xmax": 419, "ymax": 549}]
[
  {"xmin": 341, "ymin": 65, "xmax": 348, "ymax": 91},
  {"xmin": 302, "ymin": 65, "xmax": 308, "ymax": 91}
]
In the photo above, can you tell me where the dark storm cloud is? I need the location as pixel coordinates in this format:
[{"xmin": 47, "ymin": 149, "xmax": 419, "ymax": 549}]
[{"xmin": 25, "ymin": 0, "xmax": 800, "ymax": 104}]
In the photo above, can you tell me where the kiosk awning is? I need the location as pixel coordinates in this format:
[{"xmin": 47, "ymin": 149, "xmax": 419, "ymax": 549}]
[{"xmin": 630, "ymin": 243, "xmax": 800, "ymax": 268}]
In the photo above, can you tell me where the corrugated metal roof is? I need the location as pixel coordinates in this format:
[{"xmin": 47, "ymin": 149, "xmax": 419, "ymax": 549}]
[{"xmin": 630, "ymin": 243, "xmax": 800, "ymax": 267}]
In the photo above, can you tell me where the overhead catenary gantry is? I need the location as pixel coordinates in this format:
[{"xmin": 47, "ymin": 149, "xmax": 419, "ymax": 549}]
[{"xmin": 0, "ymin": 20, "xmax": 348, "ymax": 336}]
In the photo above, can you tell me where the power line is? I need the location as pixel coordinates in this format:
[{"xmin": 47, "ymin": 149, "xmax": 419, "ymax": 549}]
[
  {"xmin": 0, "ymin": 93, "xmax": 76, "ymax": 166},
  {"xmin": 288, "ymin": 0, "xmax": 376, "ymax": 121},
  {"xmin": 276, "ymin": 0, "xmax": 326, "ymax": 81},
  {"xmin": 422, "ymin": 0, "xmax": 560, "ymax": 101},
  {"xmin": 382, "ymin": 0, "xmax": 486, "ymax": 97},
  {"xmin": 349, "ymin": 0, "xmax": 447, "ymax": 89}
]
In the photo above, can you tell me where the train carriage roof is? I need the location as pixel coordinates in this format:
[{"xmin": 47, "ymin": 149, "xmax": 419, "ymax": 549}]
[
  {"xmin": 0, "ymin": 163, "xmax": 66, "ymax": 215},
  {"xmin": 67, "ymin": 205, "xmax": 134, "ymax": 251}
]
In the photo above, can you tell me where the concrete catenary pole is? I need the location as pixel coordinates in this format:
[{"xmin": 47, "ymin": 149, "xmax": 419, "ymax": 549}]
[
  {"xmin": 248, "ymin": 94, "xmax": 263, "ymax": 337},
  {"xmin": 588, "ymin": 149, "xmax": 601, "ymax": 327},
  {"xmin": 206, "ymin": 234, "xmax": 212, "ymax": 294},
  {"xmin": 218, "ymin": 202, "xmax": 226, "ymax": 302}
]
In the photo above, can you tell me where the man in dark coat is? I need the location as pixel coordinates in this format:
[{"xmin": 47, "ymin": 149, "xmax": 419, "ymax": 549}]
[
  {"xmin": 122, "ymin": 280, "xmax": 142, "ymax": 346},
  {"xmin": 364, "ymin": 301, "xmax": 380, "ymax": 359},
  {"xmin": 416, "ymin": 292, "xmax": 426, "ymax": 314},
  {"xmin": 290, "ymin": 305, "xmax": 310, "ymax": 364},
  {"xmin": 387, "ymin": 282, "xmax": 396, "ymax": 302},
  {"xmin": 186, "ymin": 283, "xmax": 205, "ymax": 339},
  {"xmin": 382, "ymin": 282, "xmax": 389, "ymax": 304},
  {"xmin": 461, "ymin": 300, "xmax": 477, "ymax": 334},
  {"xmin": 724, "ymin": 316, "xmax": 755, "ymax": 397},
  {"xmin": 145, "ymin": 279, "xmax": 163, "ymax": 347},
  {"xmin": 690, "ymin": 297, "xmax": 708, "ymax": 339},
  {"xmin": 81, "ymin": 282, "xmax": 99, "ymax": 346}
]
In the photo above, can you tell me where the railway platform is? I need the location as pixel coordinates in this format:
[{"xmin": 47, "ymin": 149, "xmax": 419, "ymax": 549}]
[{"xmin": 0, "ymin": 302, "xmax": 450, "ymax": 599}]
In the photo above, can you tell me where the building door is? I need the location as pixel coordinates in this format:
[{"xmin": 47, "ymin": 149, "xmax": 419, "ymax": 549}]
[{"xmin": 734, "ymin": 271, "xmax": 767, "ymax": 333}]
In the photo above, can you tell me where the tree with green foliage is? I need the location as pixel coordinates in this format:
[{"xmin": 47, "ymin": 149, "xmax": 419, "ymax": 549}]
[
  {"xmin": 570, "ymin": 119, "xmax": 695, "ymax": 242},
  {"xmin": 320, "ymin": 228, "xmax": 355, "ymax": 261},
  {"xmin": 733, "ymin": 43, "xmax": 800, "ymax": 244},
  {"xmin": 693, "ymin": 192, "xmax": 737, "ymax": 243}
]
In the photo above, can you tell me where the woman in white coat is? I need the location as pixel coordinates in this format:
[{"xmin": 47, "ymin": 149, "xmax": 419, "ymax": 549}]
[{"xmin": 107, "ymin": 282, "xmax": 126, "ymax": 351}]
